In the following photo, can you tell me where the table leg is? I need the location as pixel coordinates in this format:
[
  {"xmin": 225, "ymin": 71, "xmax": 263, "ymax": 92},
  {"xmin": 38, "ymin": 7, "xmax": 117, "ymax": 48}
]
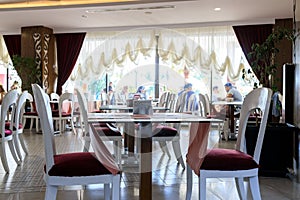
[
  {"xmin": 139, "ymin": 122, "xmax": 152, "ymax": 200},
  {"xmin": 124, "ymin": 123, "xmax": 135, "ymax": 154},
  {"xmin": 229, "ymin": 105, "xmax": 234, "ymax": 133}
]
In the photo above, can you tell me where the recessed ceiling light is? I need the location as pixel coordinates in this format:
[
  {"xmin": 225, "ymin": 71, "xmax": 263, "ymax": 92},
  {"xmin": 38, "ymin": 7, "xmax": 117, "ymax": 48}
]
[{"xmin": 214, "ymin": 7, "xmax": 221, "ymax": 11}]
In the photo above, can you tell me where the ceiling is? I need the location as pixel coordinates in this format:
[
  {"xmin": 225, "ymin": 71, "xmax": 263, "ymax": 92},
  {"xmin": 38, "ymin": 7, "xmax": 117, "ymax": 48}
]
[{"xmin": 0, "ymin": 0, "xmax": 296, "ymax": 34}]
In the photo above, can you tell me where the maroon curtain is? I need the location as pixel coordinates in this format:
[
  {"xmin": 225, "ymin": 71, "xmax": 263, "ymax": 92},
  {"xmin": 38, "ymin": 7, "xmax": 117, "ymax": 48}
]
[
  {"xmin": 55, "ymin": 32, "xmax": 86, "ymax": 95},
  {"xmin": 3, "ymin": 35, "xmax": 21, "ymax": 57},
  {"xmin": 233, "ymin": 24, "xmax": 273, "ymax": 76}
]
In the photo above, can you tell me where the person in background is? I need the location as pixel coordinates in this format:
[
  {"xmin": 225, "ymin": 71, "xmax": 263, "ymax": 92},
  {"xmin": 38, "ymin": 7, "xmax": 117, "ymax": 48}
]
[
  {"xmin": 120, "ymin": 86, "xmax": 128, "ymax": 102},
  {"xmin": 184, "ymin": 83, "xmax": 199, "ymax": 111},
  {"xmin": 211, "ymin": 86, "xmax": 220, "ymax": 102},
  {"xmin": 10, "ymin": 80, "xmax": 22, "ymax": 94},
  {"xmin": 108, "ymin": 86, "xmax": 116, "ymax": 105},
  {"xmin": 108, "ymin": 81, "xmax": 114, "ymax": 92},
  {"xmin": 135, "ymin": 85, "xmax": 147, "ymax": 99},
  {"xmin": 0, "ymin": 84, "xmax": 7, "ymax": 104},
  {"xmin": 224, "ymin": 82, "xmax": 243, "ymax": 101}
]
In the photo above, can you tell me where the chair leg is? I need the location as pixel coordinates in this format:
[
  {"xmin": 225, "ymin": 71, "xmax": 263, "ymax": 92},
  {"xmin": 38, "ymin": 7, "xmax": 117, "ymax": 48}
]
[
  {"xmin": 45, "ymin": 185, "xmax": 58, "ymax": 200},
  {"xmin": 113, "ymin": 140, "xmax": 122, "ymax": 166},
  {"xmin": 249, "ymin": 176, "xmax": 262, "ymax": 200},
  {"xmin": 186, "ymin": 165, "xmax": 193, "ymax": 200},
  {"xmin": 158, "ymin": 141, "xmax": 171, "ymax": 158},
  {"xmin": 172, "ymin": 140, "xmax": 185, "ymax": 169},
  {"xmin": 235, "ymin": 177, "xmax": 247, "ymax": 200},
  {"xmin": 112, "ymin": 175, "xmax": 120, "ymax": 200},
  {"xmin": 30, "ymin": 118, "xmax": 34, "ymax": 130},
  {"xmin": 199, "ymin": 175, "xmax": 206, "ymax": 200},
  {"xmin": 104, "ymin": 183, "xmax": 110, "ymax": 200},
  {"xmin": 18, "ymin": 133, "xmax": 29, "ymax": 155},
  {"xmin": 0, "ymin": 143, "xmax": 10, "ymax": 173},
  {"xmin": 36, "ymin": 118, "xmax": 39, "ymax": 133},
  {"xmin": 8, "ymin": 140, "xmax": 21, "ymax": 165},
  {"xmin": 13, "ymin": 134, "xmax": 23, "ymax": 161},
  {"xmin": 22, "ymin": 119, "xmax": 27, "ymax": 130}
]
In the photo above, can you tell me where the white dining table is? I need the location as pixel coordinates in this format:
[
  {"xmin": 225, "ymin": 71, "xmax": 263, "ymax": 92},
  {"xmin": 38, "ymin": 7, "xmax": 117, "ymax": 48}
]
[{"xmin": 88, "ymin": 112, "xmax": 222, "ymax": 200}]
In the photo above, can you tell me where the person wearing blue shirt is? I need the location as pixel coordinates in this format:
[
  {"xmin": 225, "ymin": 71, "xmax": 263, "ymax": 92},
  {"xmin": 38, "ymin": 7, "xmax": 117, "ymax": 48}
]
[
  {"xmin": 224, "ymin": 82, "xmax": 243, "ymax": 101},
  {"xmin": 135, "ymin": 85, "xmax": 147, "ymax": 99}
]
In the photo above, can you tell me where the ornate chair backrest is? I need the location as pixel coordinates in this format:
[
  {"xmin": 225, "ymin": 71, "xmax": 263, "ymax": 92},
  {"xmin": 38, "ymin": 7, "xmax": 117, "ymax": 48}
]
[
  {"xmin": 32, "ymin": 84, "xmax": 56, "ymax": 174},
  {"xmin": 236, "ymin": 87, "xmax": 272, "ymax": 164}
]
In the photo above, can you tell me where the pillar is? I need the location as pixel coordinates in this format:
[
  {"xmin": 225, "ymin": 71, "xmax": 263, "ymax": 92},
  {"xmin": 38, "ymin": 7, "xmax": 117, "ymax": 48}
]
[{"xmin": 21, "ymin": 26, "xmax": 56, "ymax": 93}]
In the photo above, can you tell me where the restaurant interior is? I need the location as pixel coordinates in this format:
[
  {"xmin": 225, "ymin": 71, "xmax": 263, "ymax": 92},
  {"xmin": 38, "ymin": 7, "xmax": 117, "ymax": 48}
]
[{"xmin": 0, "ymin": 0, "xmax": 300, "ymax": 199}]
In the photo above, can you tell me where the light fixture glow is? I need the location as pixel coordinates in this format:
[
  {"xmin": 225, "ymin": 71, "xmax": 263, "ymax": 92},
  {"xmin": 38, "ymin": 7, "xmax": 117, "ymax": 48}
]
[{"xmin": 214, "ymin": 7, "xmax": 221, "ymax": 11}]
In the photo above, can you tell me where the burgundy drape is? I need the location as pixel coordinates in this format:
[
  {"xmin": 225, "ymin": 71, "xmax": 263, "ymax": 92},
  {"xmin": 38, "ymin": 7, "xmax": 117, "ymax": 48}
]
[
  {"xmin": 3, "ymin": 35, "xmax": 21, "ymax": 57},
  {"xmin": 233, "ymin": 24, "xmax": 273, "ymax": 77},
  {"xmin": 55, "ymin": 32, "xmax": 86, "ymax": 95}
]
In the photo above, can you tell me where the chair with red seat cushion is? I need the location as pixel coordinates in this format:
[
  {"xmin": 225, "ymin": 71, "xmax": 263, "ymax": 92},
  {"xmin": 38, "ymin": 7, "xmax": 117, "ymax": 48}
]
[
  {"xmin": 75, "ymin": 89, "xmax": 123, "ymax": 166},
  {"xmin": 0, "ymin": 89, "xmax": 20, "ymax": 173},
  {"xmin": 32, "ymin": 84, "xmax": 120, "ymax": 200},
  {"xmin": 11, "ymin": 91, "xmax": 30, "ymax": 161},
  {"xmin": 22, "ymin": 93, "xmax": 39, "ymax": 132},
  {"xmin": 52, "ymin": 92, "xmax": 76, "ymax": 135},
  {"xmin": 185, "ymin": 87, "xmax": 272, "ymax": 200}
]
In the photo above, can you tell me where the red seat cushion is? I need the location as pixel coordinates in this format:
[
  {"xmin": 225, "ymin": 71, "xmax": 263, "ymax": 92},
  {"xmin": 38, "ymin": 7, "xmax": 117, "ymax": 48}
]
[
  {"xmin": 200, "ymin": 148, "xmax": 259, "ymax": 171},
  {"xmin": 94, "ymin": 126, "xmax": 122, "ymax": 136},
  {"xmin": 5, "ymin": 122, "xmax": 23, "ymax": 130},
  {"xmin": 52, "ymin": 112, "xmax": 71, "ymax": 117},
  {"xmin": 0, "ymin": 129, "xmax": 13, "ymax": 138},
  {"xmin": 153, "ymin": 125, "xmax": 178, "ymax": 137},
  {"xmin": 23, "ymin": 112, "xmax": 38, "ymax": 116},
  {"xmin": 47, "ymin": 152, "xmax": 114, "ymax": 176}
]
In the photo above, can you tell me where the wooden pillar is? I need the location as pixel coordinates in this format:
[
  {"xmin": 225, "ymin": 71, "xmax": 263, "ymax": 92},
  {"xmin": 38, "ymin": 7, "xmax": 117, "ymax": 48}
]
[
  {"xmin": 274, "ymin": 18, "xmax": 293, "ymax": 93},
  {"xmin": 21, "ymin": 26, "xmax": 56, "ymax": 93}
]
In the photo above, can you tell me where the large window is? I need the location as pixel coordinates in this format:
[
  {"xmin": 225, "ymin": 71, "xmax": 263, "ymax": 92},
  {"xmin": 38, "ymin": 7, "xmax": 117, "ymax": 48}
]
[{"xmin": 65, "ymin": 26, "xmax": 257, "ymax": 100}]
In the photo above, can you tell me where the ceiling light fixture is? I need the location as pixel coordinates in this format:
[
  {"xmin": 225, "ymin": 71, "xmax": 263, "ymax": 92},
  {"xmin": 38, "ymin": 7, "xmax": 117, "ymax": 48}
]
[
  {"xmin": 214, "ymin": 7, "xmax": 221, "ymax": 11},
  {"xmin": 86, "ymin": 5, "xmax": 175, "ymax": 13}
]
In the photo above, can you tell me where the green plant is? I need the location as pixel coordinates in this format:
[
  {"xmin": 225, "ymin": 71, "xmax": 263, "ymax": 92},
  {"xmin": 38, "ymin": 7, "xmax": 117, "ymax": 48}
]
[
  {"xmin": 243, "ymin": 27, "xmax": 294, "ymax": 90},
  {"xmin": 12, "ymin": 55, "xmax": 41, "ymax": 94}
]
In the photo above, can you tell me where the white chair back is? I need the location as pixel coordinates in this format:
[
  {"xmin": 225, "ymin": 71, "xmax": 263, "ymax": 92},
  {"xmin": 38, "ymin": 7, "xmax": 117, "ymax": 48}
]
[
  {"xmin": 32, "ymin": 84, "xmax": 56, "ymax": 173},
  {"xmin": 14, "ymin": 91, "xmax": 29, "ymax": 129},
  {"xmin": 50, "ymin": 92, "xmax": 60, "ymax": 101},
  {"xmin": 75, "ymin": 89, "xmax": 89, "ymax": 137},
  {"xmin": 1, "ymin": 90, "xmax": 19, "ymax": 133},
  {"xmin": 236, "ymin": 87, "xmax": 272, "ymax": 163}
]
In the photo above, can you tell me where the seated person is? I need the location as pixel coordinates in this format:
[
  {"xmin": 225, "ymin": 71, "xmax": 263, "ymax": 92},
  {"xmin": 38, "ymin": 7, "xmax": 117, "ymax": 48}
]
[
  {"xmin": 135, "ymin": 85, "xmax": 147, "ymax": 100},
  {"xmin": 224, "ymin": 82, "xmax": 243, "ymax": 101}
]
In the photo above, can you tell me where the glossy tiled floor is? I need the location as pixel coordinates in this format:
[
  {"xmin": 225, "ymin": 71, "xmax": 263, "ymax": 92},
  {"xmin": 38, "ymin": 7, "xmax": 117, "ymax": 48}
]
[{"xmin": 0, "ymin": 125, "xmax": 299, "ymax": 200}]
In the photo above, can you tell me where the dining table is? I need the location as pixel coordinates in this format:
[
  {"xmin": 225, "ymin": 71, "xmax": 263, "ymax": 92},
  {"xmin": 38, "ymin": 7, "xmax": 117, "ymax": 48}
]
[
  {"xmin": 212, "ymin": 100, "xmax": 243, "ymax": 137},
  {"xmin": 98, "ymin": 104, "xmax": 170, "ymax": 154},
  {"xmin": 88, "ymin": 112, "xmax": 222, "ymax": 200}
]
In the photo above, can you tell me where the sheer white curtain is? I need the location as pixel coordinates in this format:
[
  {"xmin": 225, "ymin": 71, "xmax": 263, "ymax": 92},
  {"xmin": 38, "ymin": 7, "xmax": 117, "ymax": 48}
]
[
  {"xmin": 66, "ymin": 26, "xmax": 255, "ymax": 96},
  {"xmin": 0, "ymin": 35, "xmax": 10, "ymax": 65}
]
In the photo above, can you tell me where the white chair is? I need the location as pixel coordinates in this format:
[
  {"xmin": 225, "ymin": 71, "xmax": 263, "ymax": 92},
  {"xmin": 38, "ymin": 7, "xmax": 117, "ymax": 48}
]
[
  {"xmin": 150, "ymin": 92, "xmax": 185, "ymax": 169},
  {"xmin": 22, "ymin": 93, "xmax": 39, "ymax": 132},
  {"xmin": 32, "ymin": 84, "xmax": 120, "ymax": 200},
  {"xmin": 185, "ymin": 87, "xmax": 272, "ymax": 200},
  {"xmin": 50, "ymin": 92, "xmax": 60, "ymax": 101},
  {"xmin": 0, "ymin": 89, "xmax": 20, "ymax": 173},
  {"xmin": 12, "ymin": 91, "xmax": 30, "ymax": 161},
  {"xmin": 75, "ymin": 89, "xmax": 123, "ymax": 166},
  {"xmin": 52, "ymin": 92, "xmax": 75, "ymax": 134},
  {"xmin": 198, "ymin": 93, "xmax": 224, "ymax": 141}
]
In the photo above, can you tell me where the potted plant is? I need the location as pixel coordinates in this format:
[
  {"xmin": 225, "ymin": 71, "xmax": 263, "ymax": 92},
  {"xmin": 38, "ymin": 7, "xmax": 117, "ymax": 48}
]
[
  {"xmin": 11, "ymin": 55, "xmax": 42, "ymax": 94},
  {"xmin": 242, "ymin": 27, "xmax": 295, "ymax": 122},
  {"xmin": 242, "ymin": 28, "xmax": 299, "ymax": 177}
]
